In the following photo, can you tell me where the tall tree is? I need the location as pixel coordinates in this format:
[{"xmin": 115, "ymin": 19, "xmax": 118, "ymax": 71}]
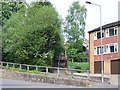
[
  {"xmin": 64, "ymin": 1, "xmax": 87, "ymax": 52},
  {"xmin": 2, "ymin": 2, "xmax": 64, "ymax": 66},
  {"xmin": 64, "ymin": 1, "xmax": 87, "ymax": 62}
]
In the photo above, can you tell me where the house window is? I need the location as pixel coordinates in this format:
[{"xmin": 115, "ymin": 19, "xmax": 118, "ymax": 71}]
[
  {"xmin": 94, "ymin": 47, "xmax": 97, "ymax": 55},
  {"xmin": 94, "ymin": 32, "xmax": 97, "ymax": 40},
  {"xmin": 109, "ymin": 28, "xmax": 114, "ymax": 36},
  {"xmin": 114, "ymin": 44, "xmax": 118, "ymax": 52},
  {"xmin": 109, "ymin": 44, "xmax": 118, "ymax": 53},
  {"xmin": 97, "ymin": 47, "xmax": 100, "ymax": 55},
  {"xmin": 114, "ymin": 27, "xmax": 117, "ymax": 35},
  {"xmin": 110, "ymin": 44, "xmax": 114, "ymax": 52},
  {"xmin": 105, "ymin": 29, "xmax": 109, "ymax": 37},
  {"xmin": 109, "ymin": 27, "xmax": 117, "ymax": 37},
  {"xmin": 106, "ymin": 45, "xmax": 109, "ymax": 53},
  {"xmin": 101, "ymin": 46, "xmax": 104, "ymax": 54},
  {"xmin": 96, "ymin": 46, "xmax": 104, "ymax": 55},
  {"xmin": 96, "ymin": 31, "xmax": 104, "ymax": 39},
  {"xmin": 97, "ymin": 32, "xmax": 101, "ymax": 39}
]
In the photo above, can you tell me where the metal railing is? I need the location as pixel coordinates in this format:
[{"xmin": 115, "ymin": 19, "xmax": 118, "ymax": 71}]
[{"xmin": 0, "ymin": 61, "xmax": 90, "ymax": 80}]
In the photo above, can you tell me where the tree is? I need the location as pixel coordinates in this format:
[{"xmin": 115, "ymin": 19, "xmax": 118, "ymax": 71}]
[
  {"xmin": 0, "ymin": 1, "xmax": 26, "ymax": 26},
  {"xmin": 2, "ymin": 2, "xmax": 64, "ymax": 66},
  {"xmin": 64, "ymin": 1, "xmax": 87, "ymax": 62}
]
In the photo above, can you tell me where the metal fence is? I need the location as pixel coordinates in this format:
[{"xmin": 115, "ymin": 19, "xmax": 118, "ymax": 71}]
[{"xmin": 0, "ymin": 61, "xmax": 90, "ymax": 80}]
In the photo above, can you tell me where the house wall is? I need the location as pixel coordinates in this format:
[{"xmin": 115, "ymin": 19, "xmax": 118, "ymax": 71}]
[
  {"xmin": 89, "ymin": 32, "xmax": 94, "ymax": 74},
  {"xmin": 118, "ymin": 26, "xmax": 120, "ymax": 59},
  {"xmin": 104, "ymin": 60, "xmax": 111, "ymax": 74},
  {"xmin": 94, "ymin": 36, "xmax": 118, "ymax": 46},
  {"xmin": 94, "ymin": 53, "xmax": 118, "ymax": 61},
  {"xmin": 89, "ymin": 25, "xmax": 120, "ymax": 74}
]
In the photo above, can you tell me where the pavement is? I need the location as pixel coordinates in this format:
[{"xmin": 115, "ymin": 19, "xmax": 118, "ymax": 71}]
[{"xmin": 0, "ymin": 78, "xmax": 118, "ymax": 88}]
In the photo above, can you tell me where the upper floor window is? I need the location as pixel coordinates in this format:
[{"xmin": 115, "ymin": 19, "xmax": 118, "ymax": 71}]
[
  {"xmin": 109, "ymin": 27, "xmax": 117, "ymax": 37},
  {"xmin": 93, "ymin": 27, "xmax": 118, "ymax": 40},
  {"xmin": 94, "ymin": 31, "xmax": 104, "ymax": 40},
  {"xmin": 94, "ymin": 43, "xmax": 118, "ymax": 55}
]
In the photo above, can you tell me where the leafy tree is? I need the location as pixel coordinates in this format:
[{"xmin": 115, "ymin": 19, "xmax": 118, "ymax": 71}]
[
  {"xmin": 64, "ymin": 1, "xmax": 87, "ymax": 62},
  {"xmin": 2, "ymin": 2, "xmax": 64, "ymax": 66},
  {"xmin": 0, "ymin": 1, "xmax": 26, "ymax": 26}
]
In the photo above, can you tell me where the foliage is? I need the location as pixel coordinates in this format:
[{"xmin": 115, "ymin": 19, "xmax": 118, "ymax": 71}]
[
  {"xmin": 64, "ymin": 1, "xmax": 87, "ymax": 62},
  {"xmin": 67, "ymin": 48, "xmax": 89, "ymax": 62},
  {"xmin": 2, "ymin": 2, "xmax": 64, "ymax": 66},
  {"xmin": 69, "ymin": 62, "xmax": 89, "ymax": 70},
  {"xmin": 0, "ymin": 1, "xmax": 26, "ymax": 26},
  {"xmin": 64, "ymin": 1, "xmax": 87, "ymax": 49}
]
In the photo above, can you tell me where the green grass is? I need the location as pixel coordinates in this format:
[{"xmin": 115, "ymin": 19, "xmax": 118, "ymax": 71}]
[{"xmin": 68, "ymin": 62, "xmax": 89, "ymax": 70}]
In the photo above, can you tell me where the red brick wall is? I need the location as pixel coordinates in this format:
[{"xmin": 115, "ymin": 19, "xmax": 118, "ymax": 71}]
[
  {"xmin": 94, "ymin": 36, "xmax": 118, "ymax": 46},
  {"xmin": 94, "ymin": 53, "xmax": 118, "ymax": 61}
]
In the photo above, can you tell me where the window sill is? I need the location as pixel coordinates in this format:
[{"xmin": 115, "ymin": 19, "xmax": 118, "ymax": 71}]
[
  {"xmin": 94, "ymin": 35, "xmax": 118, "ymax": 41},
  {"xmin": 94, "ymin": 52, "xmax": 118, "ymax": 56}
]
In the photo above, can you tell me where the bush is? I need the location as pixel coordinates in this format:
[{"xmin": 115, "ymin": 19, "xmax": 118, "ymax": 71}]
[{"xmin": 68, "ymin": 62, "xmax": 89, "ymax": 70}]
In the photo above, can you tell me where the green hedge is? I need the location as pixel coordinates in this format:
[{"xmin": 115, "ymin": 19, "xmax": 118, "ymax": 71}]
[{"xmin": 68, "ymin": 62, "xmax": 89, "ymax": 70}]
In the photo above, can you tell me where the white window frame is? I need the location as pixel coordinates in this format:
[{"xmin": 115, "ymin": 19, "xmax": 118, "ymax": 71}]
[
  {"xmin": 94, "ymin": 43, "xmax": 118, "ymax": 55},
  {"xmin": 114, "ymin": 27, "xmax": 118, "ymax": 36},
  {"xmin": 94, "ymin": 30, "xmax": 104, "ymax": 40},
  {"xmin": 94, "ymin": 47, "xmax": 97, "ymax": 55},
  {"xmin": 108, "ymin": 43, "xmax": 118, "ymax": 53},
  {"xmin": 108, "ymin": 27, "xmax": 118, "ymax": 37},
  {"xmin": 114, "ymin": 43, "xmax": 118, "ymax": 52},
  {"xmin": 94, "ymin": 32, "xmax": 97, "ymax": 40},
  {"xmin": 105, "ymin": 29, "xmax": 109, "ymax": 38}
]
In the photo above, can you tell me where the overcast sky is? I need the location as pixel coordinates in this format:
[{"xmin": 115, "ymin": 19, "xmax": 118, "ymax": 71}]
[{"xmin": 26, "ymin": 0, "xmax": 119, "ymax": 39}]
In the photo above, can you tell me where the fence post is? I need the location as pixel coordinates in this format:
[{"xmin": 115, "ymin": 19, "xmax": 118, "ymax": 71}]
[
  {"xmin": 27, "ymin": 65, "xmax": 29, "ymax": 71},
  {"xmin": 46, "ymin": 67, "xmax": 48, "ymax": 74},
  {"xmin": 87, "ymin": 70, "xmax": 90, "ymax": 80},
  {"xmin": 71, "ymin": 70, "xmax": 74, "ymax": 78},
  {"xmin": 20, "ymin": 64, "xmax": 22, "ymax": 70},
  {"xmin": 13, "ymin": 64, "xmax": 15, "ymax": 68},
  {"xmin": 7, "ymin": 63, "xmax": 9, "ymax": 68},
  {"xmin": 57, "ymin": 67, "xmax": 60, "ymax": 77},
  {"xmin": 1, "ymin": 62, "xmax": 3, "ymax": 67},
  {"xmin": 0, "ymin": 62, "xmax": 3, "ymax": 69},
  {"xmin": 36, "ymin": 66, "xmax": 38, "ymax": 71}
]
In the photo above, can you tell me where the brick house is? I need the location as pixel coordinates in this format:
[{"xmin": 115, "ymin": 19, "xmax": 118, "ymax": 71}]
[{"xmin": 88, "ymin": 21, "xmax": 120, "ymax": 75}]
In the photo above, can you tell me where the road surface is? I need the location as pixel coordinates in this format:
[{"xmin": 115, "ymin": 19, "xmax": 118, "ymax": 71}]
[{"xmin": 0, "ymin": 78, "xmax": 118, "ymax": 88}]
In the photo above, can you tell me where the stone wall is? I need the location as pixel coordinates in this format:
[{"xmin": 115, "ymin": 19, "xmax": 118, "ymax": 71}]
[{"xmin": 0, "ymin": 69, "xmax": 90, "ymax": 87}]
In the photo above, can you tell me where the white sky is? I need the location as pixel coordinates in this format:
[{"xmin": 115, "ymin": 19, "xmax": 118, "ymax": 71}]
[{"xmin": 26, "ymin": 0, "xmax": 119, "ymax": 39}]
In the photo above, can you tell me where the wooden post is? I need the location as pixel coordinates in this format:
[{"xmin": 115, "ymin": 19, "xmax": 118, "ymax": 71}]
[
  {"xmin": 27, "ymin": 65, "xmax": 29, "ymax": 71},
  {"xmin": 36, "ymin": 66, "xmax": 38, "ymax": 71},
  {"xmin": 46, "ymin": 67, "xmax": 48, "ymax": 74},
  {"xmin": 13, "ymin": 64, "xmax": 15, "ymax": 68},
  {"xmin": 20, "ymin": 64, "xmax": 22, "ymax": 70},
  {"xmin": 87, "ymin": 70, "xmax": 90, "ymax": 80},
  {"xmin": 7, "ymin": 63, "xmax": 9, "ymax": 68},
  {"xmin": 57, "ymin": 67, "xmax": 60, "ymax": 77},
  {"xmin": 0, "ymin": 62, "xmax": 3, "ymax": 69}
]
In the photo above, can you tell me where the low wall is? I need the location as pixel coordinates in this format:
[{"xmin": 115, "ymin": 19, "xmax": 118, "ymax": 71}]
[{"xmin": 0, "ymin": 69, "xmax": 90, "ymax": 87}]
